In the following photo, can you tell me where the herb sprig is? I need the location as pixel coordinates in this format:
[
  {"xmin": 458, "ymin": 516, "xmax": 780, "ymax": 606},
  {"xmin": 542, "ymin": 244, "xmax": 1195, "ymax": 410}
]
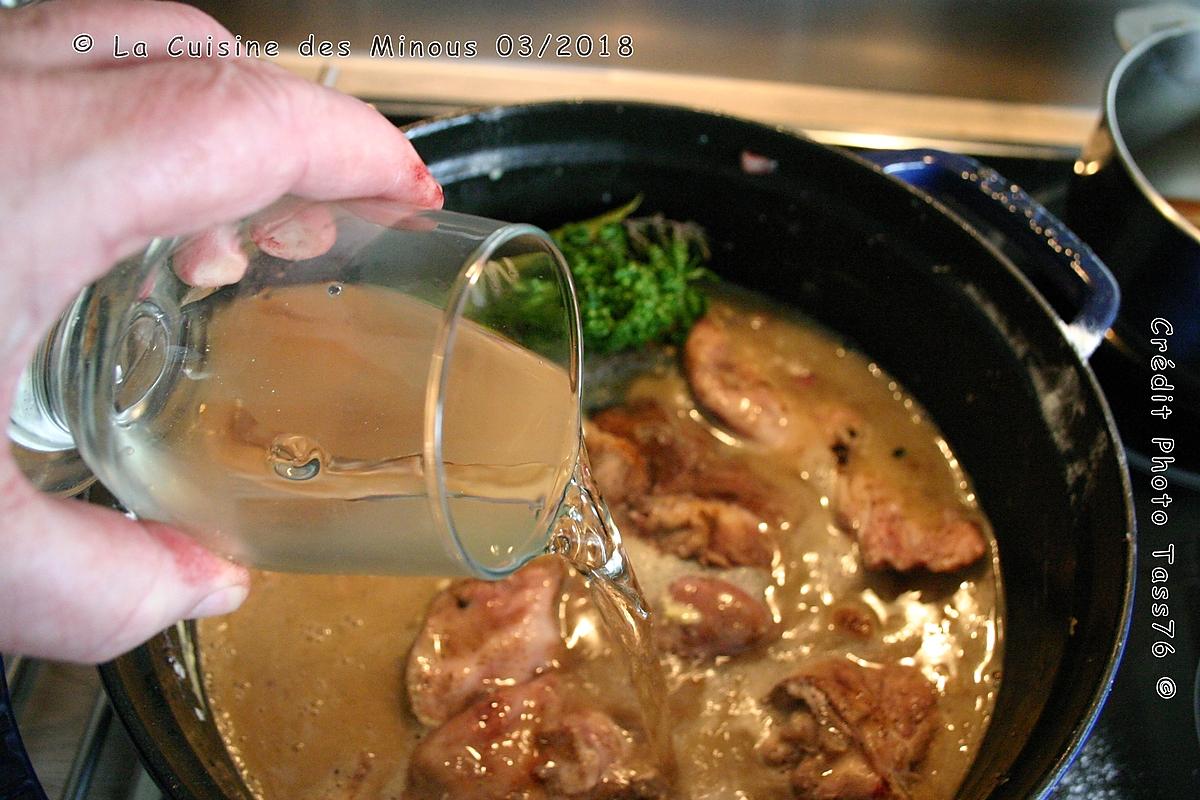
[{"xmin": 551, "ymin": 196, "xmax": 713, "ymax": 355}]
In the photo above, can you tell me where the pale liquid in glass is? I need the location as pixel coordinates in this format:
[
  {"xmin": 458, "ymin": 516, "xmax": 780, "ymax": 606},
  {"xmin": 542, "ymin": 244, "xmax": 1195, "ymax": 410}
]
[
  {"xmin": 105, "ymin": 279, "xmax": 676, "ymax": 773},
  {"xmin": 102, "ymin": 282, "xmax": 577, "ymax": 575}
]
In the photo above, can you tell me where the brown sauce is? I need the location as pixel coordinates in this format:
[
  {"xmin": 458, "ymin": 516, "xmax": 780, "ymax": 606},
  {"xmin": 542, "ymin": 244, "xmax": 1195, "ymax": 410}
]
[{"xmin": 198, "ymin": 288, "xmax": 1004, "ymax": 800}]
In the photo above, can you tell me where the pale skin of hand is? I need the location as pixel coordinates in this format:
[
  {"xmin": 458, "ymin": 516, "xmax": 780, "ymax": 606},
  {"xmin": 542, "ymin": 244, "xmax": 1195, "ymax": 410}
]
[{"xmin": 0, "ymin": 0, "xmax": 444, "ymax": 663}]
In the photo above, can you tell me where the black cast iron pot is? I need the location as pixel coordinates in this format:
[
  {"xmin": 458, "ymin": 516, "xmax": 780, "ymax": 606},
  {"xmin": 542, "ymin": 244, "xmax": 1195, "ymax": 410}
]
[{"xmin": 96, "ymin": 102, "xmax": 1135, "ymax": 800}]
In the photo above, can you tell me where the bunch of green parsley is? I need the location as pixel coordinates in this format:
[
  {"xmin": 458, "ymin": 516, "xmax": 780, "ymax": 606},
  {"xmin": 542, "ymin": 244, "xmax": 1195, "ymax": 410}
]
[
  {"xmin": 550, "ymin": 196, "xmax": 713, "ymax": 355},
  {"xmin": 478, "ymin": 197, "xmax": 713, "ymax": 356}
]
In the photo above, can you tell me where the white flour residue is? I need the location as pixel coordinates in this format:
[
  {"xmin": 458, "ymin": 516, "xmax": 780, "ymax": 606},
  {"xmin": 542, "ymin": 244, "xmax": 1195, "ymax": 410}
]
[
  {"xmin": 959, "ymin": 283, "xmax": 1099, "ymax": 502},
  {"xmin": 959, "ymin": 282, "xmax": 1031, "ymax": 361}
]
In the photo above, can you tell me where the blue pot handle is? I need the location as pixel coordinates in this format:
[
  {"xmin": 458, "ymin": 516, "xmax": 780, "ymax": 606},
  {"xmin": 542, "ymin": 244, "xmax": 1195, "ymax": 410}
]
[
  {"xmin": 862, "ymin": 148, "xmax": 1120, "ymax": 360},
  {"xmin": 0, "ymin": 657, "xmax": 47, "ymax": 800}
]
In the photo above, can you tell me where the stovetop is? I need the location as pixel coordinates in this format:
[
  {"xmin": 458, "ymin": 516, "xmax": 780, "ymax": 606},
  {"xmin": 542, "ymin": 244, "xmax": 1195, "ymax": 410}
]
[
  {"xmin": 1049, "ymin": 470, "xmax": 1200, "ymax": 798},
  {"xmin": 3, "ymin": 123, "xmax": 1197, "ymax": 800}
]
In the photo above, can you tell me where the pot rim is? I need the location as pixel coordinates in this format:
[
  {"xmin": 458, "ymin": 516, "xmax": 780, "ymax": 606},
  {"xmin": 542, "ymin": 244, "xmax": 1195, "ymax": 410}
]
[{"xmin": 1103, "ymin": 24, "xmax": 1200, "ymax": 245}]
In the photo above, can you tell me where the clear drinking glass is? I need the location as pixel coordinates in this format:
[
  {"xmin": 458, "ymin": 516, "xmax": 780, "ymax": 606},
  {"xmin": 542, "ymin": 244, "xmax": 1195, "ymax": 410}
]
[{"xmin": 8, "ymin": 198, "xmax": 582, "ymax": 578}]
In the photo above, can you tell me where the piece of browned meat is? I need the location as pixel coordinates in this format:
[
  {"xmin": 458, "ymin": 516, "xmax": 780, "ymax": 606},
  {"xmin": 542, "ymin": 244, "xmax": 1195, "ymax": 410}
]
[
  {"xmin": 589, "ymin": 403, "xmax": 705, "ymax": 494},
  {"xmin": 584, "ymin": 422, "xmax": 651, "ymax": 508},
  {"xmin": 405, "ymin": 676, "xmax": 660, "ymax": 800},
  {"xmin": 536, "ymin": 709, "xmax": 633, "ymax": 796},
  {"xmin": 760, "ymin": 658, "xmax": 940, "ymax": 800},
  {"xmin": 405, "ymin": 559, "xmax": 564, "ymax": 727},
  {"xmin": 835, "ymin": 472, "xmax": 986, "ymax": 573},
  {"xmin": 684, "ymin": 316, "xmax": 790, "ymax": 446},
  {"xmin": 590, "ymin": 402, "xmax": 774, "ymax": 514},
  {"xmin": 590, "ymin": 401, "xmax": 676, "ymax": 449},
  {"xmin": 406, "ymin": 676, "xmax": 562, "ymax": 800},
  {"xmin": 658, "ymin": 576, "xmax": 772, "ymax": 659},
  {"xmin": 789, "ymin": 753, "xmax": 890, "ymax": 800},
  {"xmin": 588, "ymin": 403, "xmax": 778, "ymax": 570},
  {"xmin": 628, "ymin": 494, "xmax": 774, "ymax": 568}
]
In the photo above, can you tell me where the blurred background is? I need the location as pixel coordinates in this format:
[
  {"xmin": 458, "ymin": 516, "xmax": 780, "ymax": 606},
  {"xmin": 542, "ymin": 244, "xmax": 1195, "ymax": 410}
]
[{"xmin": 186, "ymin": 0, "xmax": 1139, "ymax": 105}]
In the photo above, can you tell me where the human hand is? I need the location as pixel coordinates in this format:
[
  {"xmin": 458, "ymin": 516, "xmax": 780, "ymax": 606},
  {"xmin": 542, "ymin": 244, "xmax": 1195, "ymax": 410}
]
[{"xmin": 0, "ymin": 0, "xmax": 443, "ymax": 663}]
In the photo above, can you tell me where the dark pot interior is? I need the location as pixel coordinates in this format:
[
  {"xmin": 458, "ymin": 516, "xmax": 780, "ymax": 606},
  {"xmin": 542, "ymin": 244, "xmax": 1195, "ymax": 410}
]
[{"xmin": 102, "ymin": 102, "xmax": 1134, "ymax": 800}]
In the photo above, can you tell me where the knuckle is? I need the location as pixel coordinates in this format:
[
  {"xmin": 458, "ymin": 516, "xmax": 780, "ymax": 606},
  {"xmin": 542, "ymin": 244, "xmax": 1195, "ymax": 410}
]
[{"xmin": 132, "ymin": 58, "xmax": 291, "ymax": 167}]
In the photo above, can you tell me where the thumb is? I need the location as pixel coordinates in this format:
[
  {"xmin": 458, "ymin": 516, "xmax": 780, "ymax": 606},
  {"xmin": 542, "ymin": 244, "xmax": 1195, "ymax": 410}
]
[{"xmin": 0, "ymin": 475, "xmax": 249, "ymax": 664}]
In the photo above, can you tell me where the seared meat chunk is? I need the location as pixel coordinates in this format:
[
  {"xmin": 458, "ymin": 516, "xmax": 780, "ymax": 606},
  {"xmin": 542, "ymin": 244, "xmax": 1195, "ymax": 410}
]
[
  {"xmin": 628, "ymin": 494, "xmax": 774, "ymax": 568},
  {"xmin": 590, "ymin": 402, "xmax": 774, "ymax": 514},
  {"xmin": 406, "ymin": 676, "xmax": 562, "ymax": 800},
  {"xmin": 406, "ymin": 677, "xmax": 659, "ymax": 800},
  {"xmin": 589, "ymin": 403, "xmax": 704, "ymax": 493},
  {"xmin": 658, "ymin": 576, "xmax": 772, "ymax": 659},
  {"xmin": 590, "ymin": 401, "xmax": 675, "ymax": 447},
  {"xmin": 835, "ymin": 472, "xmax": 986, "ymax": 573},
  {"xmin": 761, "ymin": 658, "xmax": 940, "ymax": 800},
  {"xmin": 406, "ymin": 559, "xmax": 564, "ymax": 727},
  {"xmin": 584, "ymin": 422, "xmax": 651, "ymax": 508},
  {"xmin": 587, "ymin": 401, "xmax": 779, "ymax": 570},
  {"xmin": 536, "ymin": 709, "xmax": 631, "ymax": 796},
  {"xmin": 790, "ymin": 752, "xmax": 890, "ymax": 800},
  {"xmin": 684, "ymin": 316, "xmax": 790, "ymax": 446},
  {"xmin": 795, "ymin": 659, "xmax": 940, "ymax": 769}
]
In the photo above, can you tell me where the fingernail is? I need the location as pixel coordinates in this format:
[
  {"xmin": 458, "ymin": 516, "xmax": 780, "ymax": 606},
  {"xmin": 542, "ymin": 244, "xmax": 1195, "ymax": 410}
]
[
  {"xmin": 403, "ymin": 162, "xmax": 443, "ymax": 208},
  {"xmin": 186, "ymin": 584, "xmax": 249, "ymax": 619}
]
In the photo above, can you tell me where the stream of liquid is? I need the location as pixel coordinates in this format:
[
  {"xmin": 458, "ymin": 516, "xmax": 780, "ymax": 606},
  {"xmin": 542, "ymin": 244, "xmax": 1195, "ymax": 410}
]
[{"xmin": 549, "ymin": 453, "xmax": 678, "ymax": 783}]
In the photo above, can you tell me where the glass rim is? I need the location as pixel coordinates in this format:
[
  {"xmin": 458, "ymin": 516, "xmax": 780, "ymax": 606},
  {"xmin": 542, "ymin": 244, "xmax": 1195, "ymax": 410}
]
[{"xmin": 422, "ymin": 221, "xmax": 583, "ymax": 579}]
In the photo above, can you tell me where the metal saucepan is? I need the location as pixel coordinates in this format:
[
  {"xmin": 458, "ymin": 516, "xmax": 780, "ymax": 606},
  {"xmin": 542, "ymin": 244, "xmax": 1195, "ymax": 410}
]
[
  {"xmin": 99, "ymin": 102, "xmax": 1135, "ymax": 800},
  {"xmin": 1067, "ymin": 8, "xmax": 1200, "ymax": 478}
]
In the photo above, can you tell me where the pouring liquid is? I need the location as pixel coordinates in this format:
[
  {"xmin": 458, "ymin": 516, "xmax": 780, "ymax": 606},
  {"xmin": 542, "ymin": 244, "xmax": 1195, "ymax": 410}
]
[{"xmin": 549, "ymin": 452, "xmax": 678, "ymax": 783}]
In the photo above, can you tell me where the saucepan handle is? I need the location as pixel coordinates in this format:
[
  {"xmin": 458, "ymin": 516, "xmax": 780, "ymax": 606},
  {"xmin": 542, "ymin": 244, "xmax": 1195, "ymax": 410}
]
[
  {"xmin": 863, "ymin": 148, "xmax": 1120, "ymax": 360},
  {"xmin": 1114, "ymin": 4, "xmax": 1200, "ymax": 52}
]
